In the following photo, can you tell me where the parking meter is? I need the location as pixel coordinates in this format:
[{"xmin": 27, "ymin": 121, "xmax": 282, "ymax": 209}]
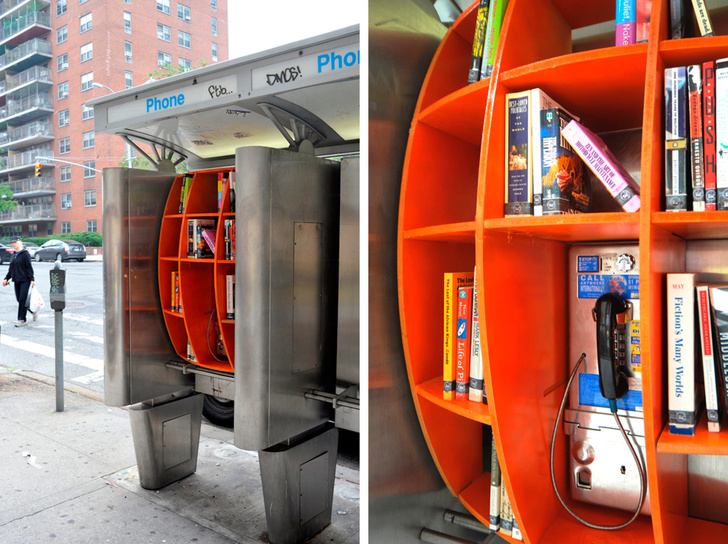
[{"xmin": 49, "ymin": 260, "xmax": 66, "ymax": 311}]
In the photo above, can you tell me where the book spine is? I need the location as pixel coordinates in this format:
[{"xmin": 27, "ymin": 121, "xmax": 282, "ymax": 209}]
[
  {"xmin": 561, "ymin": 119, "xmax": 641, "ymax": 212},
  {"xmin": 480, "ymin": 0, "xmax": 506, "ymax": 80},
  {"xmin": 616, "ymin": 0, "xmax": 637, "ymax": 46},
  {"xmin": 691, "ymin": 0, "xmax": 714, "ymax": 36},
  {"xmin": 182, "ymin": 173, "xmax": 193, "ymax": 212},
  {"xmin": 667, "ymin": 273, "xmax": 698, "ymax": 435},
  {"xmin": 670, "ymin": 0, "xmax": 686, "ymax": 39},
  {"xmin": 467, "ymin": 0, "xmax": 490, "ymax": 85},
  {"xmin": 489, "ymin": 434, "xmax": 501, "ymax": 532},
  {"xmin": 697, "ymin": 285, "xmax": 721, "ymax": 431},
  {"xmin": 187, "ymin": 340, "xmax": 195, "ymax": 362},
  {"xmin": 469, "ymin": 273, "xmax": 484, "ymax": 403},
  {"xmin": 703, "ymin": 61, "xmax": 717, "ymax": 210},
  {"xmin": 229, "ymin": 171, "xmax": 236, "ymax": 213},
  {"xmin": 688, "ymin": 64, "xmax": 705, "ymax": 211},
  {"xmin": 217, "ymin": 172, "xmax": 224, "ymax": 212},
  {"xmin": 455, "ymin": 286, "xmax": 473, "ymax": 400},
  {"xmin": 665, "ymin": 66, "xmax": 688, "ymax": 211},
  {"xmin": 171, "ymin": 270, "xmax": 177, "ymax": 311},
  {"xmin": 505, "ymin": 90, "xmax": 533, "ymax": 216},
  {"xmin": 178, "ymin": 175, "xmax": 186, "ymax": 214},
  {"xmin": 711, "ymin": 286, "xmax": 728, "ymax": 417},
  {"xmin": 500, "ymin": 482, "xmax": 513, "ymax": 536},
  {"xmin": 187, "ymin": 219, "xmax": 194, "ymax": 257},
  {"xmin": 226, "ymin": 274, "xmax": 235, "ymax": 319},
  {"xmin": 716, "ymin": 59, "xmax": 728, "ymax": 210},
  {"xmin": 443, "ymin": 272, "xmax": 474, "ymax": 400},
  {"xmin": 636, "ymin": 0, "xmax": 651, "ymax": 43}
]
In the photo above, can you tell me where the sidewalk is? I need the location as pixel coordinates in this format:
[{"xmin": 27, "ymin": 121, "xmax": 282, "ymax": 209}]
[{"xmin": 0, "ymin": 368, "xmax": 360, "ymax": 543}]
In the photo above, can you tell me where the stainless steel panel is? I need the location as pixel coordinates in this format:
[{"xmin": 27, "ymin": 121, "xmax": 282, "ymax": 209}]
[
  {"xmin": 234, "ymin": 146, "xmax": 339, "ymax": 451},
  {"xmin": 163, "ymin": 413, "xmax": 192, "ymax": 469},
  {"xmin": 293, "ymin": 221, "xmax": 324, "ymax": 374},
  {"xmin": 103, "ymin": 167, "xmax": 193, "ymax": 407},
  {"xmin": 299, "ymin": 452, "xmax": 330, "ymax": 524}
]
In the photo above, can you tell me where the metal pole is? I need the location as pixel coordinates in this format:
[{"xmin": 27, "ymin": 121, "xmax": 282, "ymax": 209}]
[
  {"xmin": 419, "ymin": 528, "xmax": 477, "ymax": 544},
  {"xmin": 55, "ymin": 308, "xmax": 63, "ymax": 412}
]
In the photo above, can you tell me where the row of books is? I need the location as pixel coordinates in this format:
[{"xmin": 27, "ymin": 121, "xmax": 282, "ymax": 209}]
[
  {"xmin": 489, "ymin": 434, "xmax": 522, "ymax": 540},
  {"xmin": 443, "ymin": 270, "xmax": 486, "ymax": 403},
  {"xmin": 667, "ymin": 273, "xmax": 728, "ymax": 435},
  {"xmin": 664, "ymin": 60, "xmax": 728, "ymax": 212},
  {"xmin": 178, "ymin": 171, "xmax": 237, "ymax": 214},
  {"xmin": 223, "ymin": 218, "xmax": 236, "ymax": 260},
  {"xmin": 188, "ymin": 218, "xmax": 216, "ymax": 259},
  {"xmin": 617, "ymin": 0, "xmax": 651, "ymax": 46},
  {"xmin": 505, "ymin": 88, "xmax": 641, "ymax": 217},
  {"xmin": 169, "ymin": 271, "xmax": 234, "ymax": 319},
  {"xmin": 466, "ymin": 0, "xmax": 509, "ymax": 85},
  {"xmin": 671, "ymin": 0, "xmax": 716, "ymax": 40}
]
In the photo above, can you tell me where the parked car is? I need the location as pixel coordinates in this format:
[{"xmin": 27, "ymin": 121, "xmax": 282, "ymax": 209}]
[
  {"xmin": 0, "ymin": 242, "xmax": 12, "ymax": 264},
  {"xmin": 22, "ymin": 242, "xmax": 39, "ymax": 258},
  {"xmin": 35, "ymin": 239, "xmax": 86, "ymax": 262}
]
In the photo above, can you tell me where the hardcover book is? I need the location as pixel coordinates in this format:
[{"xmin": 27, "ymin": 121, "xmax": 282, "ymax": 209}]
[
  {"xmin": 665, "ymin": 66, "xmax": 688, "ymax": 211},
  {"xmin": 688, "ymin": 64, "xmax": 705, "ymax": 211},
  {"xmin": 697, "ymin": 284, "xmax": 721, "ymax": 431},
  {"xmin": 505, "ymin": 90, "xmax": 533, "ymax": 216},
  {"xmin": 467, "ymin": 0, "xmax": 490, "ymax": 84},
  {"xmin": 616, "ymin": 0, "xmax": 637, "ymax": 46},
  {"xmin": 703, "ymin": 60, "xmax": 717, "ymax": 210},
  {"xmin": 561, "ymin": 119, "xmax": 641, "ymax": 212},
  {"xmin": 710, "ymin": 286, "xmax": 728, "ymax": 422},
  {"xmin": 540, "ymin": 107, "xmax": 590, "ymax": 215},
  {"xmin": 443, "ymin": 272, "xmax": 474, "ymax": 400},
  {"xmin": 716, "ymin": 58, "xmax": 728, "ymax": 209},
  {"xmin": 455, "ymin": 286, "xmax": 473, "ymax": 400}
]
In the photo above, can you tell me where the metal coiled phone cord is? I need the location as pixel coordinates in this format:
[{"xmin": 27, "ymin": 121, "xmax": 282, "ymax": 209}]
[{"xmin": 549, "ymin": 353, "xmax": 647, "ymax": 530}]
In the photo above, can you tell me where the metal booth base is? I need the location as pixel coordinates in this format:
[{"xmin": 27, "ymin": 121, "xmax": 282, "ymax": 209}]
[
  {"xmin": 259, "ymin": 424, "xmax": 339, "ymax": 544},
  {"xmin": 128, "ymin": 392, "xmax": 204, "ymax": 490}
]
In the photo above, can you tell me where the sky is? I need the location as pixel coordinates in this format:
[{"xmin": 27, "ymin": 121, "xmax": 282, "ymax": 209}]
[{"xmin": 227, "ymin": 0, "xmax": 364, "ymax": 60}]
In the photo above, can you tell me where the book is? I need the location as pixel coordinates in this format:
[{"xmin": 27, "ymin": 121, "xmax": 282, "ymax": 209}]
[
  {"xmin": 187, "ymin": 340, "xmax": 196, "ymax": 362},
  {"xmin": 665, "ymin": 66, "xmax": 688, "ymax": 211},
  {"xmin": 667, "ymin": 273, "xmax": 700, "ymax": 435},
  {"xmin": 697, "ymin": 284, "xmax": 721, "ymax": 432},
  {"xmin": 229, "ymin": 171, "xmax": 236, "ymax": 213},
  {"xmin": 691, "ymin": 0, "xmax": 714, "ymax": 37},
  {"xmin": 224, "ymin": 218, "xmax": 236, "ymax": 260},
  {"xmin": 703, "ymin": 60, "xmax": 717, "ymax": 210},
  {"xmin": 716, "ymin": 58, "xmax": 728, "ymax": 210},
  {"xmin": 467, "ymin": 0, "xmax": 490, "ymax": 85},
  {"xmin": 616, "ymin": 0, "xmax": 637, "ymax": 46},
  {"xmin": 171, "ymin": 270, "xmax": 180, "ymax": 311},
  {"xmin": 180, "ymin": 172, "xmax": 193, "ymax": 213},
  {"xmin": 710, "ymin": 285, "xmax": 728, "ymax": 423},
  {"xmin": 226, "ymin": 274, "xmax": 235, "ymax": 319},
  {"xmin": 500, "ymin": 481, "xmax": 513, "ymax": 536},
  {"xmin": 202, "ymin": 228, "xmax": 216, "ymax": 255},
  {"xmin": 505, "ymin": 90, "xmax": 533, "ymax": 216},
  {"xmin": 561, "ymin": 119, "xmax": 641, "ymax": 212},
  {"xmin": 670, "ymin": 0, "xmax": 690, "ymax": 38},
  {"xmin": 217, "ymin": 172, "xmax": 225, "ymax": 211},
  {"xmin": 480, "ymin": 0, "xmax": 507, "ymax": 80},
  {"xmin": 188, "ymin": 218, "xmax": 216, "ymax": 259},
  {"xmin": 489, "ymin": 434, "xmax": 501, "ymax": 532},
  {"xmin": 636, "ymin": 0, "xmax": 651, "ymax": 43},
  {"xmin": 178, "ymin": 174, "xmax": 187, "ymax": 214},
  {"xmin": 512, "ymin": 516, "xmax": 523, "ymax": 541},
  {"xmin": 469, "ymin": 272, "xmax": 485, "ymax": 403},
  {"xmin": 443, "ymin": 272, "xmax": 474, "ymax": 400},
  {"xmin": 688, "ymin": 64, "xmax": 705, "ymax": 211},
  {"xmin": 455, "ymin": 286, "xmax": 473, "ymax": 400},
  {"xmin": 540, "ymin": 107, "xmax": 590, "ymax": 215}
]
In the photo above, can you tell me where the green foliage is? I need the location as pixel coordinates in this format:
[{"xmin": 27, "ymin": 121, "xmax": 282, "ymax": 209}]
[
  {"xmin": 147, "ymin": 60, "xmax": 208, "ymax": 80},
  {"xmin": 0, "ymin": 185, "xmax": 17, "ymax": 213},
  {"xmin": 25, "ymin": 232, "xmax": 102, "ymax": 248},
  {"xmin": 118, "ymin": 155, "xmax": 188, "ymax": 174}
]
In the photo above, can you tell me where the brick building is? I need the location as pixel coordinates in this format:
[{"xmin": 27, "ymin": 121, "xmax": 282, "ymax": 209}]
[{"xmin": 0, "ymin": 0, "xmax": 228, "ymax": 238}]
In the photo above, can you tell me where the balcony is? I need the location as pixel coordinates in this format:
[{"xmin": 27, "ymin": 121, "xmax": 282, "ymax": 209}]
[
  {"xmin": 0, "ymin": 9, "xmax": 51, "ymax": 48},
  {"xmin": 0, "ymin": 38, "xmax": 51, "ymax": 74},
  {"xmin": 0, "ymin": 200, "xmax": 56, "ymax": 224},
  {"xmin": 0, "ymin": 118, "xmax": 52, "ymax": 149},
  {"xmin": 0, "ymin": 145, "xmax": 52, "ymax": 174},
  {"xmin": 0, "ymin": 0, "xmax": 49, "ymax": 19},
  {"xmin": 0, "ymin": 88, "xmax": 51, "ymax": 127},
  {"xmin": 1, "ymin": 175, "xmax": 53, "ymax": 197},
  {"xmin": 3, "ymin": 64, "xmax": 51, "ymax": 95}
]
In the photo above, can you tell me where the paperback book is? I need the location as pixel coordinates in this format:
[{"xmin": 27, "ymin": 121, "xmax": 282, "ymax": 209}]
[
  {"xmin": 616, "ymin": 0, "xmax": 637, "ymax": 46},
  {"xmin": 467, "ymin": 0, "xmax": 490, "ymax": 84},
  {"xmin": 469, "ymin": 272, "xmax": 485, "ymax": 403},
  {"xmin": 697, "ymin": 283, "xmax": 721, "ymax": 431},
  {"xmin": 665, "ymin": 66, "xmax": 688, "ymax": 211},
  {"xmin": 443, "ymin": 272, "xmax": 474, "ymax": 400},
  {"xmin": 703, "ymin": 60, "xmax": 717, "ymax": 210},
  {"xmin": 505, "ymin": 90, "xmax": 533, "ymax": 215},
  {"xmin": 716, "ymin": 58, "xmax": 728, "ymax": 209},
  {"xmin": 226, "ymin": 274, "xmax": 235, "ymax": 319},
  {"xmin": 688, "ymin": 64, "xmax": 706, "ymax": 211},
  {"xmin": 455, "ymin": 286, "xmax": 473, "ymax": 400},
  {"xmin": 710, "ymin": 286, "xmax": 728, "ymax": 424}
]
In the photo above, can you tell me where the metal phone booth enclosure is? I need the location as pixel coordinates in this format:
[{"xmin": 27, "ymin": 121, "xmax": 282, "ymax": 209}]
[{"xmin": 91, "ymin": 26, "xmax": 359, "ymax": 544}]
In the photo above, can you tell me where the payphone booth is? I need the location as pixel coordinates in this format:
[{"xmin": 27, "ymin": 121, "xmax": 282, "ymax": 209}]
[{"xmin": 90, "ymin": 27, "xmax": 359, "ymax": 544}]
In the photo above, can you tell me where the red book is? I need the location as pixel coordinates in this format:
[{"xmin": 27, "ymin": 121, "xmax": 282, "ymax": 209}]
[
  {"xmin": 455, "ymin": 286, "xmax": 473, "ymax": 400},
  {"xmin": 703, "ymin": 60, "xmax": 717, "ymax": 210}
]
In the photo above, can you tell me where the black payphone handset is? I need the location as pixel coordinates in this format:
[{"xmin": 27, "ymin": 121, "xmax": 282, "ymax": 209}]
[
  {"xmin": 550, "ymin": 291, "xmax": 646, "ymax": 530},
  {"xmin": 593, "ymin": 292, "xmax": 631, "ymax": 413}
]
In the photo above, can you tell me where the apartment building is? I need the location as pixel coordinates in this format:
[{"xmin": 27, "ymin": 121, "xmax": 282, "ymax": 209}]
[{"xmin": 0, "ymin": 0, "xmax": 228, "ymax": 238}]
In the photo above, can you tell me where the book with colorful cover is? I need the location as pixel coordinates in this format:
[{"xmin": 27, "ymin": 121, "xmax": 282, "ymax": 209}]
[
  {"xmin": 443, "ymin": 271, "xmax": 474, "ymax": 400},
  {"xmin": 467, "ymin": 0, "xmax": 490, "ymax": 85},
  {"xmin": 505, "ymin": 90, "xmax": 532, "ymax": 216},
  {"xmin": 710, "ymin": 285, "xmax": 728, "ymax": 421},
  {"xmin": 636, "ymin": 0, "xmax": 652, "ymax": 43},
  {"xmin": 665, "ymin": 66, "xmax": 688, "ymax": 211},
  {"xmin": 229, "ymin": 171, "xmax": 236, "ymax": 213},
  {"xmin": 190, "ymin": 218, "xmax": 215, "ymax": 259},
  {"xmin": 703, "ymin": 60, "xmax": 717, "ymax": 210},
  {"xmin": 716, "ymin": 58, "xmax": 728, "ymax": 210},
  {"xmin": 480, "ymin": 0, "xmax": 508, "ymax": 80},
  {"xmin": 469, "ymin": 272, "xmax": 485, "ymax": 403},
  {"xmin": 691, "ymin": 0, "xmax": 714, "ymax": 37},
  {"xmin": 201, "ymin": 228, "xmax": 216, "ymax": 255},
  {"xmin": 455, "ymin": 285, "xmax": 473, "ymax": 400},
  {"xmin": 489, "ymin": 433, "xmax": 501, "ymax": 531},
  {"xmin": 688, "ymin": 64, "xmax": 706, "ymax": 211},
  {"xmin": 540, "ymin": 107, "xmax": 590, "ymax": 215},
  {"xmin": 697, "ymin": 283, "xmax": 721, "ymax": 431},
  {"xmin": 180, "ymin": 173, "xmax": 193, "ymax": 213},
  {"xmin": 616, "ymin": 0, "xmax": 637, "ymax": 46},
  {"xmin": 561, "ymin": 119, "xmax": 641, "ymax": 212}
]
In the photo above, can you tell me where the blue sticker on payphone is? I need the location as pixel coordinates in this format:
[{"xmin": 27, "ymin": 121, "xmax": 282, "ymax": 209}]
[{"xmin": 577, "ymin": 274, "xmax": 640, "ymax": 299}]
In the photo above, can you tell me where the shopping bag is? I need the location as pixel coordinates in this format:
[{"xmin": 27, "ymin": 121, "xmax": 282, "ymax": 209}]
[{"xmin": 27, "ymin": 285, "xmax": 45, "ymax": 314}]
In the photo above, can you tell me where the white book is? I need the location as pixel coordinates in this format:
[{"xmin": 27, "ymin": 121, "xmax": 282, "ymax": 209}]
[
  {"xmin": 226, "ymin": 274, "xmax": 235, "ymax": 319},
  {"xmin": 697, "ymin": 284, "xmax": 721, "ymax": 431},
  {"xmin": 715, "ymin": 58, "xmax": 728, "ymax": 210},
  {"xmin": 469, "ymin": 271, "xmax": 484, "ymax": 402}
]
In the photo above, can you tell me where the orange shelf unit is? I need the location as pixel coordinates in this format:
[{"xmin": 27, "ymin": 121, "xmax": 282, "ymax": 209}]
[
  {"xmin": 159, "ymin": 168, "xmax": 236, "ymax": 374},
  {"xmin": 398, "ymin": 1, "xmax": 728, "ymax": 544}
]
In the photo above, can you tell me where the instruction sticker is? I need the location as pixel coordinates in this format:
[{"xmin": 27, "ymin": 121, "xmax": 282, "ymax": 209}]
[
  {"xmin": 577, "ymin": 274, "xmax": 639, "ymax": 299},
  {"xmin": 579, "ymin": 373, "xmax": 643, "ymax": 411}
]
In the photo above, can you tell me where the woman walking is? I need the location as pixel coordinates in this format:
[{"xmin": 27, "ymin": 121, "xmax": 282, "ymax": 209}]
[{"xmin": 3, "ymin": 236, "xmax": 36, "ymax": 326}]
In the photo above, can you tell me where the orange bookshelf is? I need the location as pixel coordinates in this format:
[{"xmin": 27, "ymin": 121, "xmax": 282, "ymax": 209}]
[{"xmin": 398, "ymin": 1, "xmax": 728, "ymax": 543}]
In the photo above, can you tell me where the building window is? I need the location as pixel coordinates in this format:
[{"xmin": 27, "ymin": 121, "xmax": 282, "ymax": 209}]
[
  {"xmin": 81, "ymin": 72, "xmax": 94, "ymax": 91},
  {"xmin": 56, "ymin": 0, "xmax": 67, "ymax": 16},
  {"xmin": 83, "ymin": 161, "xmax": 95, "ymax": 177},
  {"xmin": 179, "ymin": 58, "xmax": 191, "ymax": 72},
  {"xmin": 157, "ymin": 23, "xmax": 171, "ymax": 42},
  {"xmin": 178, "ymin": 4, "xmax": 190, "ymax": 21},
  {"xmin": 158, "ymin": 52, "xmax": 172, "ymax": 67},
  {"xmin": 124, "ymin": 41, "xmax": 132, "ymax": 62},
  {"xmin": 125, "ymin": 71, "xmax": 133, "ymax": 88},
  {"xmin": 87, "ymin": 220, "xmax": 97, "ymax": 233},
  {"xmin": 59, "ymin": 137, "xmax": 70, "ymax": 154},
  {"xmin": 60, "ymin": 166, "xmax": 71, "ymax": 182},
  {"xmin": 80, "ymin": 42, "xmax": 93, "ymax": 62},
  {"xmin": 58, "ymin": 81, "xmax": 69, "ymax": 100},
  {"xmin": 124, "ymin": 0, "xmax": 130, "ymax": 4},
  {"xmin": 212, "ymin": 43, "xmax": 218, "ymax": 62},
  {"xmin": 211, "ymin": 0, "xmax": 216, "ymax": 12},
  {"xmin": 59, "ymin": 109, "xmax": 70, "ymax": 127},
  {"xmin": 57, "ymin": 25, "xmax": 68, "ymax": 44},
  {"xmin": 61, "ymin": 194, "xmax": 72, "ymax": 209},
  {"xmin": 84, "ymin": 190, "xmax": 96, "ymax": 207},
  {"xmin": 211, "ymin": 17, "xmax": 217, "ymax": 37},
  {"xmin": 124, "ymin": 11, "xmax": 131, "ymax": 34},
  {"xmin": 80, "ymin": 13, "xmax": 92, "ymax": 33},
  {"xmin": 178, "ymin": 31, "xmax": 190, "ymax": 49},
  {"xmin": 82, "ymin": 103, "xmax": 94, "ymax": 120},
  {"xmin": 61, "ymin": 222, "xmax": 70, "ymax": 234},
  {"xmin": 82, "ymin": 131, "xmax": 95, "ymax": 149},
  {"xmin": 57, "ymin": 53, "xmax": 68, "ymax": 72},
  {"xmin": 156, "ymin": 0, "xmax": 170, "ymax": 14},
  {"xmin": 80, "ymin": 0, "xmax": 89, "ymax": 3}
]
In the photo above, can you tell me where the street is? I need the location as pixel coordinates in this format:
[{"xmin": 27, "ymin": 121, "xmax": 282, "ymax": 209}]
[{"xmin": 0, "ymin": 259, "xmax": 105, "ymax": 395}]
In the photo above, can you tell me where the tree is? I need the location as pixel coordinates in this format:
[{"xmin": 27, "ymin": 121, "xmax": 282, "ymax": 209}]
[{"xmin": 0, "ymin": 185, "xmax": 17, "ymax": 213}]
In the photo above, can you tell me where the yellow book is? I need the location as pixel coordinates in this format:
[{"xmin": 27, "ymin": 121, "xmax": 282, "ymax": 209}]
[{"xmin": 443, "ymin": 271, "xmax": 474, "ymax": 399}]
